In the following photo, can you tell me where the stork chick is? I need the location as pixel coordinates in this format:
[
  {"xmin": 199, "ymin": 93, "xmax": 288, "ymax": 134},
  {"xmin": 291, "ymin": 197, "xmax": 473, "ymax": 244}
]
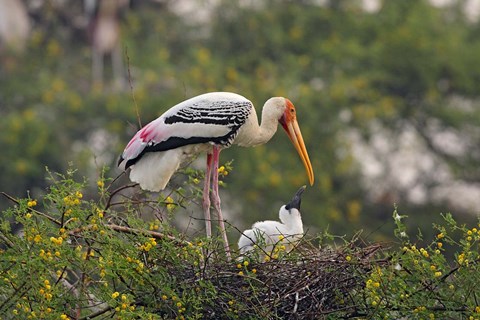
[{"xmin": 238, "ymin": 186, "xmax": 306, "ymax": 257}]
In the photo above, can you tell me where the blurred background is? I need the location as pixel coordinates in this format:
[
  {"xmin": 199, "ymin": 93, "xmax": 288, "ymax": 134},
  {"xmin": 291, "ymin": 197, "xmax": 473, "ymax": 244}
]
[{"xmin": 1, "ymin": 0, "xmax": 480, "ymax": 242}]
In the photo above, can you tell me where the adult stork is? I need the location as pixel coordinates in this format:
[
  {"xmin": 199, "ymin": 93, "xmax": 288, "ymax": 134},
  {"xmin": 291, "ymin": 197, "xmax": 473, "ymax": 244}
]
[{"xmin": 118, "ymin": 92, "xmax": 314, "ymax": 257}]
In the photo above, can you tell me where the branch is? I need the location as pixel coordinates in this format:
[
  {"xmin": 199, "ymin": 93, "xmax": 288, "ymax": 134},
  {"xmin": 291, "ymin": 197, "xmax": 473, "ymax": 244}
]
[
  {"xmin": 1, "ymin": 192, "xmax": 61, "ymax": 226},
  {"xmin": 68, "ymin": 223, "xmax": 191, "ymax": 246},
  {"xmin": 104, "ymin": 182, "xmax": 138, "ymax": 210}
]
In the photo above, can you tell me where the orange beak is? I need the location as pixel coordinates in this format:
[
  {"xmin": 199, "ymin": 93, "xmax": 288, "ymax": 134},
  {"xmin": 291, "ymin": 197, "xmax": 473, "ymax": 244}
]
[{"xmin": 279, "ymin": 99, "xmax": 315, "ymax": 186}]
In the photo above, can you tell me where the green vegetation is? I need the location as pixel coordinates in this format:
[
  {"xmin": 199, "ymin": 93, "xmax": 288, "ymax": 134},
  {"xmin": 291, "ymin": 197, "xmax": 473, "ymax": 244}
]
[{"xmin": 1, "ymin": 169, "xmax": 480, "ymax": 319}]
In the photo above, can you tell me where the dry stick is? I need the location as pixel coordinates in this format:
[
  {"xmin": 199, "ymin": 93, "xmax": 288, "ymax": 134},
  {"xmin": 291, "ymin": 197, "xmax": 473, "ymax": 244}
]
[
  {"xmin": 105, "ymin": 171, "xmax": 128, "ymax": 193},
  {"xmin": 0, "ymin": 232, "xmax": 14, "ymax": 248},
  {"xmin": 103, "ymin": 182, "xmax": 138, "ymax": 210},
  {"xmin": 0, "ymin": 192, "xmax": 61, "ymax": 226},
  {"xmin": 79, "ymin": 305, "xmax": 113, "ymax": 320},
  {"xmin": 124, "ymin": 46, "xmax": 142, "ymax": 129}
]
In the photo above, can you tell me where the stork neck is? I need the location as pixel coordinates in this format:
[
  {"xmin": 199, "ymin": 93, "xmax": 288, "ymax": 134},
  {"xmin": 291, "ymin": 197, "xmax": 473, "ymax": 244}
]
[{"xmin": 248, "ymin": 105, "xmax": 280, "ymax": 146}]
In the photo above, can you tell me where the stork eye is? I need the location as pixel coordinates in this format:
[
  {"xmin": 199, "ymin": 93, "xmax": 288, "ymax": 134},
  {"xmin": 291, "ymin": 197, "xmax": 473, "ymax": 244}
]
[{"xmin": 290, "ymin": 108, "xmax": 295, "ymax": 113}]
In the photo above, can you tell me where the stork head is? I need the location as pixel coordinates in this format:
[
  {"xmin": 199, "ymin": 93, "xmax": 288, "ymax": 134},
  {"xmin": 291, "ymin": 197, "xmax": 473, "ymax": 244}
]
[
  {"xmin": 279, "ymin": 185, "xmax": 306, "ymax": 224},
  {"xmin": 277, "ymin": 99, "xmax": 315, "ymax": 186}
]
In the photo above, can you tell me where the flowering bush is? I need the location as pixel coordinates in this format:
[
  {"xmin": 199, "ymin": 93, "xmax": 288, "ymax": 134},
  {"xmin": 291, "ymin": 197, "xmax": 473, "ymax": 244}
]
[
  {"xmin": 1, "ymin": 169, "xmax": 480, "ymax": 319},
  {"xmin": 357, "ymin": 209, "xmax": 480, "ymax": 319}
]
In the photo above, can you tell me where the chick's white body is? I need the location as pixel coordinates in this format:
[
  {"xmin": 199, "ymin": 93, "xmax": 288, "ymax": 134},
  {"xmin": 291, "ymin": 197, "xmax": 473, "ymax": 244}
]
[{"xmin": 238, "ymin": 204, "xmax": 304, "ymax": 255}]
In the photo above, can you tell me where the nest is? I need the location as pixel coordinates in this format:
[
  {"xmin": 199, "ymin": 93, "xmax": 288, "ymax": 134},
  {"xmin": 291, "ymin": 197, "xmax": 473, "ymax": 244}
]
[{"xmin": 170, "ymin": 242, "xmax": 385, "ymax": 319}]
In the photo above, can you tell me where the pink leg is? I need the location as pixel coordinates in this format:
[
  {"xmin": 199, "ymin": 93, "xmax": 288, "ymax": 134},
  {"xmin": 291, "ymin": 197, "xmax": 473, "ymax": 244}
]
[
  {"xmin": 203, "ymin": 153, "xmax": 213, "ymax": 238},
  {"xmin": 211, "ymin": 146, "xmax": 231, "ymax": 259}
]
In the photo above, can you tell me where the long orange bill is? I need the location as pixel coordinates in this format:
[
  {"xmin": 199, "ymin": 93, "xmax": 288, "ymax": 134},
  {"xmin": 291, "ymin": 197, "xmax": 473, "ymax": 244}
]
[{"xmin": 280, "ymin": 100, "xmax": 315, "ymax": 186}]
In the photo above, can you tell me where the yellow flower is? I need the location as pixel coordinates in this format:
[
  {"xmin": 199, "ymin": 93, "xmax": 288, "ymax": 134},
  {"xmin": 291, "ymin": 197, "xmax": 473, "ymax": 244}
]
[
  {"xmin": 434, "ymin": 271, "xmax": 442, "ymax": 278},
  {"xmin": 243, "ymin": 260, "xmax": 249, "ymax": 267},
  {"xmin": 50, "ymin": 237, "xmax": 62, "ymax": 245},
  {"xmin": 366, "ymin": 279, "xmax": 373, "ymax": 288},
  {"xmin": 252, "ymin": 268, "xmax": 257, "ymax": 274},
  {"xmin": 278, "ymin": 235, "xmax": 285, "ymax": 241},
  {"xmin": 111, "ymin": 292, "xmax": 119, "ymax": 299},
  {"xmin": 27, "ymin": 200, "xmax": 37, "ymax": 207},
  {"xmin": 97, "ymin": 180, "xmax": 104, "ymax": 188},
  {"xmin": 60, "ymin": 315, "xmax": 69, "ymax": 320},
  {"xmin": 228, "ymin": 300, "xmax": 234, "ymax": 305},
  {"xmin": 162, "ymin": 295, "xmax": 167, "ymax": 300},
  {"xmin": 33, "ymin": 235, "xmax": 42, "ymax": 243},
  {"xmin": 238, "ymin": 271, "xmax": 244, "ymax": 276},
  {"xmin": 345, "ymin": 255, "xmax": 352, "ymax": 262},
  {"xmin": 437, "ymin": 233, "xmax": 444, "ymax": 239},
  {"xmin": 165, "ymin": 196, "xmax": 176, "ymax": 211}
]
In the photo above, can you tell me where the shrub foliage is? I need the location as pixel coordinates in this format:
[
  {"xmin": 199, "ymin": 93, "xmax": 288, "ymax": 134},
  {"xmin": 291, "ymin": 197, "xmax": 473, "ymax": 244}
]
[{"xmin": 1, "ymin": 168, "xmax": 480, "ymax": 319}]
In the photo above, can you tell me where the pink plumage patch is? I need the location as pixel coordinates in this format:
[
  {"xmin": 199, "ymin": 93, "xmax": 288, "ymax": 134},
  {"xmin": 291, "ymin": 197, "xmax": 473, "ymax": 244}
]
[{"xmin": 139, "ymin": 123, "xmax": 155, "ymax": 141}]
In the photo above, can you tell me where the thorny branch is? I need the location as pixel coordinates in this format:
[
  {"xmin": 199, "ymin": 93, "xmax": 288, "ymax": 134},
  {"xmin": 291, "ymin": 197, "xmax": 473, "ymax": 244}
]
[{"xmin": 1, "ymin": 192, "xmax": 61, "ymax": 225}]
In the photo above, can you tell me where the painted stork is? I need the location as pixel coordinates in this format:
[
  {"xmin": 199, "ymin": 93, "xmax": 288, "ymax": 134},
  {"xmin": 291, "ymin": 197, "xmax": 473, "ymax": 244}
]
[
  {"xmin": 118, "ymin": 92, "xmax": 314, "ymax": 257},
  {"xmin": 238, "ymin": 185, "xmax": 306, "ymax": 257}
]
